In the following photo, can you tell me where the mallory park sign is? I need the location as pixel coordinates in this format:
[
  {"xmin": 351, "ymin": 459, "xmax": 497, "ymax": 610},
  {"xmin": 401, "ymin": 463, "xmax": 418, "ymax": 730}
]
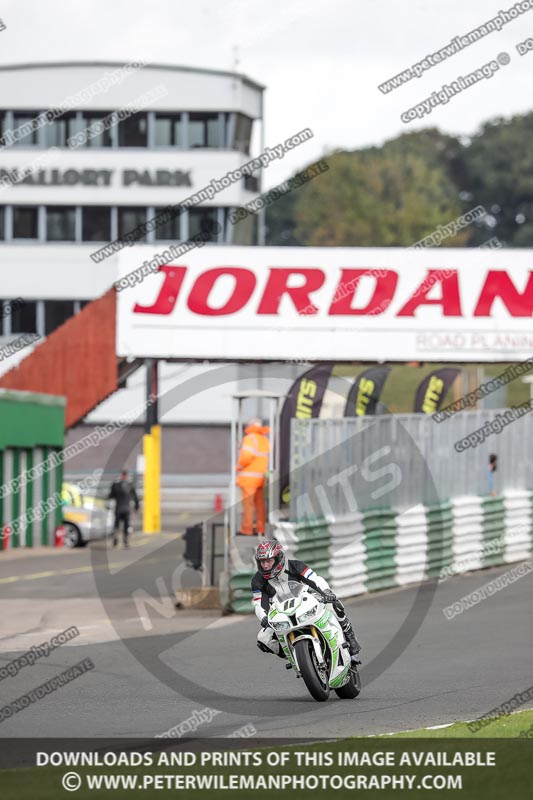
[{"xmin": 0, "ymin": 167, "xmax": 192, "ymax": 187}]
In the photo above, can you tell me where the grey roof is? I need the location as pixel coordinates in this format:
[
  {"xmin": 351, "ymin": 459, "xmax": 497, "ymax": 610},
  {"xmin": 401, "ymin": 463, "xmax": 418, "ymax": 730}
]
[{"xmin": 0, "ymin": 61, "xmax": 265, "ymax": 93}]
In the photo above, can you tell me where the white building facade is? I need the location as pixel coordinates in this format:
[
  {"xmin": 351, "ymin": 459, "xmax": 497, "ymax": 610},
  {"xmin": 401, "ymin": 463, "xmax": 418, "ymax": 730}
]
[{"xmin": 0, "ymin": 61, "xmax": 264, "ymax": 344}]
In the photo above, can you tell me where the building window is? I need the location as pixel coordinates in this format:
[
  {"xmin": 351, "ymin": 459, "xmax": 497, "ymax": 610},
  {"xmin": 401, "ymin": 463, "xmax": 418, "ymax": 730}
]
[
  {"xmin": 118, "ymin": 113, "xmax": 147, "ymax": 147},
  {"xmin": 233, "ymin": 113, "xmax": 253, "ymax": 154},
  {"xmin": 46, "ymin": 207, "xmax": 76, "ymax": 241},
  {"xmin": 118, "ymin": 207, "xmax": 146, "ymax": 241},
  {"xmin": 244, "ymin": 174, "xmax": 259, "ymax": 193},
  {"xmin": 188, "ymin": 113, "xmax": 220, "ymax": 148},
  {"xmin": 12, "ymin": 112, "xmax": 40, "ymax": 146},
  {"xmin": 82, "ymin": 206, "xmax": 111, "ymax": 241},
  {"xmin": 11, "ymin": 300, "xmax": 37, "ymax": 334},
  {"xmin": 189, "ymin": 207, "xmax": 219, "ymax": 240},
  {"xmin": 13, "ymin": 207, "xmax": 38, "ymax": 239},
  {"xmin": 80, "ymin": 112, "xmax": 113, "ymax": 147},
  {"xmin": 153, "ymin": 206, "xmax": 181, "ymax": 240},
  {"xmin": 44, "ymin": 113, "xmax": 77, "ymax": 148},
  {"xmin": 154, "ymin": 114, "xmax": 183, "ymax": 146},
  {"xmin": 44, "ymin": 300, "xmax": 75, "ymax": 336}
]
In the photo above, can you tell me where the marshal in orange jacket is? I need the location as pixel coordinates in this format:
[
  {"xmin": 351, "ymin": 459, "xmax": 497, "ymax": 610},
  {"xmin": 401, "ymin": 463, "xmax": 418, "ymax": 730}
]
[{"xmin": 236, "ymin": 422, "xmax": 270, "ymax": 488}]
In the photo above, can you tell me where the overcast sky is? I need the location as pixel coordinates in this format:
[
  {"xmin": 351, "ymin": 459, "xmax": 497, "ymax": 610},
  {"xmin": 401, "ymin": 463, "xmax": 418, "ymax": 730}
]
[{"xmin": 1, "ymin": 0, "xmax": 532, "ymax": 187}]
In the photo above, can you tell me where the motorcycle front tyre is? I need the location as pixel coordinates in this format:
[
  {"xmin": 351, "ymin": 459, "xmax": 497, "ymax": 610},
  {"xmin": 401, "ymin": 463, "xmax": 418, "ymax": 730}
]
[{"xmin": 294, "ymin": 639, "xmax": 330, "ymax": 702}]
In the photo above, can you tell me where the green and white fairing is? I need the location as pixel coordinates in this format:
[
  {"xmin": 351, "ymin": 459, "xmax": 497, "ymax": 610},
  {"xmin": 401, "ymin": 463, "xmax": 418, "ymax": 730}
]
[{"xmin": 268, "ymin": 582, "xmax": 351, "ymax": 689}]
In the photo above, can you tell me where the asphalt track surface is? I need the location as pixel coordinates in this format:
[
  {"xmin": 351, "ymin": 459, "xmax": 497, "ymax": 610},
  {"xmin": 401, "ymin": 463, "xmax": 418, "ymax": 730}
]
[{"xmin": 0, "ymin": 532, "xmax": 531, "ymax": 740}]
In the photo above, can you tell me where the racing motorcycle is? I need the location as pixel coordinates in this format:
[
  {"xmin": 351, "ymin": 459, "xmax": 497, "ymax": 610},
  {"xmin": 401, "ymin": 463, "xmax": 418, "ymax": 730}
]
[{"xmin": 267, "ymin": 581, "xmax": 361, "ymax": 702}]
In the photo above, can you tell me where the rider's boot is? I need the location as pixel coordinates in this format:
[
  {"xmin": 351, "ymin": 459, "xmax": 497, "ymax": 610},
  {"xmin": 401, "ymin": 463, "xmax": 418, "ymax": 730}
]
[{"xmin": 340, "ymin": 618, "xmax": 362, "ymax": 664}]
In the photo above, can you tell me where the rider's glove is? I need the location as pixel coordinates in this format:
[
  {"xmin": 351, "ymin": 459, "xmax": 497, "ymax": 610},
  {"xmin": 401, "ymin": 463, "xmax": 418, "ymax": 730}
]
[
  {"xmin": 322, "ymin": 589, "xmax": 337, "ymax": 603},
  {"xmin": 260, "ymin": 615, "xmax": 270, "ymax": 629}
]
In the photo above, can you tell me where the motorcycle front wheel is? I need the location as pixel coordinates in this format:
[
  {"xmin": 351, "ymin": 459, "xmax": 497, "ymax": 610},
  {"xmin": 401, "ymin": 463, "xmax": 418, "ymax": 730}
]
[{"xmin": 294, "ymin": 640, "xmax": 330, "ymax": 702}]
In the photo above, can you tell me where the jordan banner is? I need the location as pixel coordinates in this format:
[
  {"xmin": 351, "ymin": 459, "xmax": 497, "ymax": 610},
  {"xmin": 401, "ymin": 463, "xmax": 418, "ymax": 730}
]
[
  {"xmin": 117, "ymin": 248, "xmax": 533, "ymax": 363},
  {"xmin": 413, "ymin": 367, "xmax": 460, "ymax": 414},
  {"xmin": 344, "ymin": 366, "xmax": 390, "ymax": 417},
  {"xmin": 279, "ymin": 364, "xmax": 333, "ymax": 506}
]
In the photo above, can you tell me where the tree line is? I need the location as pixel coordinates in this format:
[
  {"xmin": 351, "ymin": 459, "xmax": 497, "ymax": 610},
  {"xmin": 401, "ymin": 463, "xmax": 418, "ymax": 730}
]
[{"xmin": 266, "ymin": 112, "xmax": 533, "ymax": 248}]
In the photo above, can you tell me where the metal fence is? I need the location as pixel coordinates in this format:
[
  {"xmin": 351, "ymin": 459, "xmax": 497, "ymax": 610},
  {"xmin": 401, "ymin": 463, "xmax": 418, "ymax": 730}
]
[{"xmin": 289, "ymin": 408, "xmax": 533, "ymax": 520}]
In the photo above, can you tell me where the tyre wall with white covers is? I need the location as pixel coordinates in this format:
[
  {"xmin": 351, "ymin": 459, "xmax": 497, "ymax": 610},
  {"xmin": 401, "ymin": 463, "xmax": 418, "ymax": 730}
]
[{"xmin": 228, "ymin": 490, "xmax": 533, "ymax": 612}]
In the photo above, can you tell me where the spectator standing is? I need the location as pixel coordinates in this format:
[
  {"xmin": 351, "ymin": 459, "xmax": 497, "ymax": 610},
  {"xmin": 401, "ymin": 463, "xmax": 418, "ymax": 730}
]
[
  {"xmin": 487, "ymin": 453, "xmax": 498, "ymax": 497},
  {"xmin": 108, "ymin": 470, "xmax": 139, "ymax": 548}
]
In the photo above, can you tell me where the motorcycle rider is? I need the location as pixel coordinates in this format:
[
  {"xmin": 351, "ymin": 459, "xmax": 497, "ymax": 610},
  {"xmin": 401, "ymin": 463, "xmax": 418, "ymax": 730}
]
[{"xmin": 252, "ymin": 539, "xmax": 361, "ymax": 664}]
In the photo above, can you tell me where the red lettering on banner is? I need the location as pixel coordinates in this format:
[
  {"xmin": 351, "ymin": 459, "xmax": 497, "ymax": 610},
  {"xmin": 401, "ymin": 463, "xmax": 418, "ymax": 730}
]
[
  {"xmin": 133, "ymin": 266, "xmax": 186, "ymax": 315},
  {"xmin": 187, "ymin": 268, "xmax": 256, "ymax": 315},
  {"xmin": 397, "ymin": 270, "xmax": 462, "ymax": 316},
  {"xmin": 329, "ymin": 270, "xmax": 398, "ymax": 315},
  {"xmin": 257, "ymin": 268, "xmax": 325, "ymax": 314},
  {"xmin": 473, "ymin": 271, "xmax": 533, "ymax": 317},
  {"xmin": 131, "ymin": 265, "xmax": 533, "ymax": 320}
]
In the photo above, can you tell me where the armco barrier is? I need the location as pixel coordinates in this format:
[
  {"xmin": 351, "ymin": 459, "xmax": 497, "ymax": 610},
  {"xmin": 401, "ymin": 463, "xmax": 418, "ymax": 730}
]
[{"xmin": 228, "ymin": 490, "xmax": 533, "ymax": 612}]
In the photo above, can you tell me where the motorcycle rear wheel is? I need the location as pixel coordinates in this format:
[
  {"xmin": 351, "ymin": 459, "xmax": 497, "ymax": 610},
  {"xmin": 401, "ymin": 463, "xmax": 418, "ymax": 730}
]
[
  {"xmin": 334, "ymin": 666, "xmax": 361, "ymax": 699},
  {"xmin": 294, "ymin": 640, "xmax": 330, "ymax": 702}
]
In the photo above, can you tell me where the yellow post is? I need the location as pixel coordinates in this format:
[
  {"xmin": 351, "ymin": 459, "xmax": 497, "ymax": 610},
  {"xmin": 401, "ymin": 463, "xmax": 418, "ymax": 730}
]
[
  {"xmin": 142, "ymin": 432, "xmax": 156, "ymax": 533},
  {"xmin": 151, "ymin": 424, "xmax": 161, "ymax": 533}
]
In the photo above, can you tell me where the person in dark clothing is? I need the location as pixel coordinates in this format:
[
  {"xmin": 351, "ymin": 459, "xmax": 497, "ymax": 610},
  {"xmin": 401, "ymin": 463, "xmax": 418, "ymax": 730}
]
[
  {"xmin": 488, "ymin": 453, "xmax": 498, "ymax": 496},
  {"xmin": 108, "ymin": 470, "xmax": 139, "ymax": 548}
]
